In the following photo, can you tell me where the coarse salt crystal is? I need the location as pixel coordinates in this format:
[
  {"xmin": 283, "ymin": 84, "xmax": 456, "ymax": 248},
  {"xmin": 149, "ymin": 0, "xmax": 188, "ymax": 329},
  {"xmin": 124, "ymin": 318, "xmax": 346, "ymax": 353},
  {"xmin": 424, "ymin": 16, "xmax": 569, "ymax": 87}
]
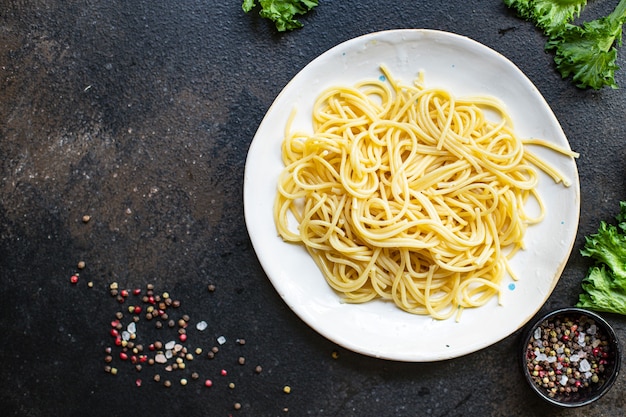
[
  {"xmin": 122, "ymin": 331, "xmax": 131, "ymax": 341},
  {"xmin": 127, "ymin": 322, "xmax": 136, "ymax": 334},
  {"xmin": 588, "ymin": 324, "xmax": 597, "ymax": 335},
  {"xmin": 155, "ymin": 353, "xmax": 167, "ymax": 364},
  {"xmin": 196, "ymin": 320, "xmax": 208, "ymax": 331},
  {"xmin": 217, "ymin": 336, "xmax": 226, "ymax": 345},
  {"xmin": 579, "ymin": 359, "xmax": 591, "ymax": 372},
  {"xmin": 547, "ymin": 356, "xmax": 557, "ymax": 363},
  {"xmin": 578, "ymin": 332, "xmax": 586, "ymax": 346},
  {"xmin": 560, "ymin": 375, "xmax": 569, "ymax": 386},
  {"xmin": 570, "ymin": 354, "xmax": 580, "ymax": 362},
  {"xmin": 533, "ymin": 328, "xmax": 541, "ymax": 340},
  {"xmin": 165, "ymin": 340, "xmax": 176, "ymax": 350}
]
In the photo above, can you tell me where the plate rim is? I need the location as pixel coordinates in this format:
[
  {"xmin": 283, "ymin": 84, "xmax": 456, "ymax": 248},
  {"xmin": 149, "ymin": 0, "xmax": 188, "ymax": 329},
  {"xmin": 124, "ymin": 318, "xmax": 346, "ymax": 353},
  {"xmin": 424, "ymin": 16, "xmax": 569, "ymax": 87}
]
[{"xmin": 243, "ymin": 28, "xmax": 581, "ymax": 362}]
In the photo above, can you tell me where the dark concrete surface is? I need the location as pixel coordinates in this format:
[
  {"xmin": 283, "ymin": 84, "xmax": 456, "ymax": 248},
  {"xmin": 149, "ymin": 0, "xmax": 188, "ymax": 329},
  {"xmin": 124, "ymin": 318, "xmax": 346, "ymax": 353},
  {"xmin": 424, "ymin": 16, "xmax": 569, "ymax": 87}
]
[{"xmin": 1, "ymin": 1, "xmax": 626, "ymax": 416}]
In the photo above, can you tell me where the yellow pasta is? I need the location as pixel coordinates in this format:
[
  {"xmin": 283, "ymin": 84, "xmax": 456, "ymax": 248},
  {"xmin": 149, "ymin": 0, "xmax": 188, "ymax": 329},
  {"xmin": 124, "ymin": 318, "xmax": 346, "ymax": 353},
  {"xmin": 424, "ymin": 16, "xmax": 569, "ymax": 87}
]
[{"xmin": 274, "ymin": 66, "xmax": 578, "ymax": 320}]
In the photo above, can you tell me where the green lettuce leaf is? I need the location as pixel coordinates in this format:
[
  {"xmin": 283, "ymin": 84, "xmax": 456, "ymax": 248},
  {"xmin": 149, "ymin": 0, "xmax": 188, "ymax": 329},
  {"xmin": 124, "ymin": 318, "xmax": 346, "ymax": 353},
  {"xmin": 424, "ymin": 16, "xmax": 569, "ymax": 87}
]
[
  {"xmin": 577, "ymin": 266, "xmax": 626, "ymax": 314},
  {"xmin": 503, "ymin": 0, "xmax": 587, "ymax": 36},
  {"xmin": 577, "ymin": 201, "xmax": 626, "ymax": 314},
  {"xmin": 243, "ymin": 0, "xmax": 318, "ymax": 32}
]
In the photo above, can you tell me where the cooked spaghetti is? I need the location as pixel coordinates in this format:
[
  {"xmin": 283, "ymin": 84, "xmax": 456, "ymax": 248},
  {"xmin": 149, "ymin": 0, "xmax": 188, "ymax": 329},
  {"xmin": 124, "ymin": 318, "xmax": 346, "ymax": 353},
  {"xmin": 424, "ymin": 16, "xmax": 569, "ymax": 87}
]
[{"xmin": 274, "ymin": 66, "xmax": 578, "ymax": 320}]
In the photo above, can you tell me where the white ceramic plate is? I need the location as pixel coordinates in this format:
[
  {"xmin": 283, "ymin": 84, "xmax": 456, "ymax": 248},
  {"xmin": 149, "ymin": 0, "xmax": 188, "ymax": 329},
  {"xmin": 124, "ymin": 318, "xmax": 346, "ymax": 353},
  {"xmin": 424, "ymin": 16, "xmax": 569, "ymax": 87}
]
[{"xmin": 243, "ymin": 29, "xmax": 580, "ymax": 362}]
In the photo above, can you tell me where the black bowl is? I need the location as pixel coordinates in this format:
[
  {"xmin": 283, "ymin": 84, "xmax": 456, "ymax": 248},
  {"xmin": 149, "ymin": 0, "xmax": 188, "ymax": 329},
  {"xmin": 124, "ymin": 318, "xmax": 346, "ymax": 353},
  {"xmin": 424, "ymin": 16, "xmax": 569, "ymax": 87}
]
[{"xmin": 520, "ymin": 307, "xmax": 621, "ymax": 407}]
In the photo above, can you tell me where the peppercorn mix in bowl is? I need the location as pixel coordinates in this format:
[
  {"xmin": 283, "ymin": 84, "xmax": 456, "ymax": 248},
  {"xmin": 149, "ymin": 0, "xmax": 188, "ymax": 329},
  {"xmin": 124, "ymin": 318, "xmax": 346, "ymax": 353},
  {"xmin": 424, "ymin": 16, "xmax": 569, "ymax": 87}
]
[{"xmin": 520, "ymin": 307, "xmax": 621, "ymax": 407}]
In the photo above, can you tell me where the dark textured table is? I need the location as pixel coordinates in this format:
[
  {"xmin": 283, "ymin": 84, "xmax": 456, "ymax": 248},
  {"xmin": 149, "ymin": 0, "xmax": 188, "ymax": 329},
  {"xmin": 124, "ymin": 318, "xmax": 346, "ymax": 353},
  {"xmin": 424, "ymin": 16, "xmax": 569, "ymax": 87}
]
[{"xmin": 2, "ymin": 1, "xmax": 626, "ymax": 416}]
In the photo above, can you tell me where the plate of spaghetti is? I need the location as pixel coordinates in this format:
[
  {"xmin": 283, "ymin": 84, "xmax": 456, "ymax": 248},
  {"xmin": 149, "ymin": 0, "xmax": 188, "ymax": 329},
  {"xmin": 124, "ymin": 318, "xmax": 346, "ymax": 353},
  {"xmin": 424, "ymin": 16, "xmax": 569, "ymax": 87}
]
[{"xmin": 244, "ymin": 29, "xmax": 580, "ymax": 361}]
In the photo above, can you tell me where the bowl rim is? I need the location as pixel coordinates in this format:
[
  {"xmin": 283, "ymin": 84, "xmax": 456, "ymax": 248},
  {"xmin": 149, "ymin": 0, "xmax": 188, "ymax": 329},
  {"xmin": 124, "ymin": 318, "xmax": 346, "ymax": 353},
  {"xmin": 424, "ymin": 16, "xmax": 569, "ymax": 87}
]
[{"xmin": 519, "ymin": 306, "xmax": 622, "ymax": 408}]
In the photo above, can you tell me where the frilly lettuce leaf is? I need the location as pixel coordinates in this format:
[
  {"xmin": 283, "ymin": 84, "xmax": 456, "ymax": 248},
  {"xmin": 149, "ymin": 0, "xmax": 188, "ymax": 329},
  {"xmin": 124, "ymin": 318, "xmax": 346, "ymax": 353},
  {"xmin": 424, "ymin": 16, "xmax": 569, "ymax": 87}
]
[
  {"xmin": 243, "ymin": 0, "xmax": 318, "ymax": 32},
  {"xmin": 577, "ymin": 201, "xmax": 626, "ymax": 314}
]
